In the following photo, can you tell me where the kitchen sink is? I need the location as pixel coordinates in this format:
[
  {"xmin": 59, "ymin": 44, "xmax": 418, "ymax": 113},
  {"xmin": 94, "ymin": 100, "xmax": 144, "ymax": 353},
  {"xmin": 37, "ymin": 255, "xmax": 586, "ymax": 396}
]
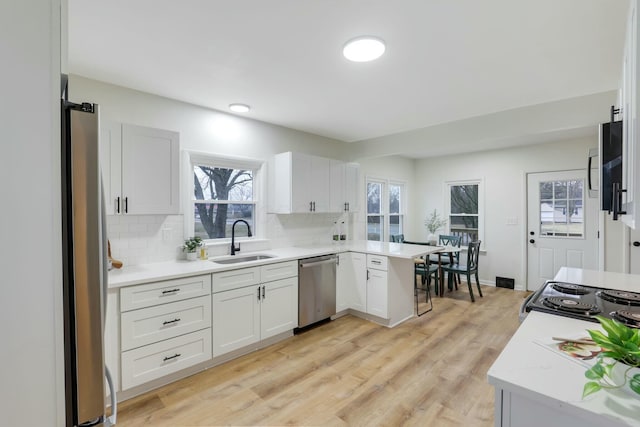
[{"xmin": 210, "ymin": 254, "xmax": 276, "ymax": 264}]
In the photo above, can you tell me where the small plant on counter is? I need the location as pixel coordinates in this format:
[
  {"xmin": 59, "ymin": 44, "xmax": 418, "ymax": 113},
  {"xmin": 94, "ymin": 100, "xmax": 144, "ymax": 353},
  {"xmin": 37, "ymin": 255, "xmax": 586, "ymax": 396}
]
[
  {"xmin": 582, "ymin": 316, "xmax": 640, "ymax": 398},
  {"xmin": 424, "ymin": 209, "xmax": 447, "ymax": 234},
  {"xmin": 182, "ymin": 236, "xmax": 203, "ymax": 253}
]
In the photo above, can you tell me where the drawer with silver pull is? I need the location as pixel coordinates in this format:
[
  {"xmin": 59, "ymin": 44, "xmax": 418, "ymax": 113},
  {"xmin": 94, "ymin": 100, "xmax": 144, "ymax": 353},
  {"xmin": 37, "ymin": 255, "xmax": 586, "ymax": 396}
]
[
  {"xmin": 120, "ymin": 274, "xmax": 211, "ymax": 312},
  {"xmin": 120, "ymin": 328, "xmax": 212, "ymax": 390},
  {"xmin": 366, "ymin": 254, "xmax": 388, "ymax": 271},
  {"xmin": 120, "ymin": 295, "xmax": 211, "ymax": 351}
]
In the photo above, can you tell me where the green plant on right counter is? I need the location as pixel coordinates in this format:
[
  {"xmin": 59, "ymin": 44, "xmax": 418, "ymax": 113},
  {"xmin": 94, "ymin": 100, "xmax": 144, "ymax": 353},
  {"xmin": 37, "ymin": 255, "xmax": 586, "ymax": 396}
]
[{"xmin": 582, "ymin": 316, "xmax": 640, "ymax": 398}]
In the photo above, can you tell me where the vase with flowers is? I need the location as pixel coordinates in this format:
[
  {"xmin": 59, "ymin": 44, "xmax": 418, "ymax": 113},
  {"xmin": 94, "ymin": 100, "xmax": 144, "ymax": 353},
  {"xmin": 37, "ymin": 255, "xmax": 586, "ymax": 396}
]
[{"xmin": 424, "ymin": 209, "xmax": 447, "ymax": 245}]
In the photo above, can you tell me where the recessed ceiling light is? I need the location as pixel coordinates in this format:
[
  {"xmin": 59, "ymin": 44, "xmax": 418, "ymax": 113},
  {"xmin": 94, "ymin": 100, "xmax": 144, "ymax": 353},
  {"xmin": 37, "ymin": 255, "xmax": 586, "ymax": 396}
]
[
  {"xmin": 343, "ymin": 36, "xmax": 386, "ymax": 62},
  {"xmin": 229, "ymin": 103, "xmax": 250, "ymax": 113}
]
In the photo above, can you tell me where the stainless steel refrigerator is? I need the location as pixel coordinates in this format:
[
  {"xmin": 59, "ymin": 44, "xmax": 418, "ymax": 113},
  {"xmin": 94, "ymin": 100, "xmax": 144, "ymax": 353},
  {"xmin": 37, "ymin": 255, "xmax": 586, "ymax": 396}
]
[{"xmin": 61, "ymin": 89, "xmax": 116, "ymax": 426}]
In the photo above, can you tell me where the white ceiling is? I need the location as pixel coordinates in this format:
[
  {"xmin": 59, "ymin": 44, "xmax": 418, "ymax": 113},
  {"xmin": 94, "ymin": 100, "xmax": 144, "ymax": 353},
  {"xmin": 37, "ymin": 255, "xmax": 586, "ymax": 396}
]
[{"xmin": 68, "ymin": 0, "xmax": 629, "ymax": 148}]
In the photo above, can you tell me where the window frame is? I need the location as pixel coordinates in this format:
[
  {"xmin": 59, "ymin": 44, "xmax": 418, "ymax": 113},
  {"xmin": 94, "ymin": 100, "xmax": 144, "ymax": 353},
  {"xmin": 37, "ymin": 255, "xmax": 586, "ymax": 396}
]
[
  {"xmin": 444, "ymin": 179, "xmax": 485, "ymax": 249},
  {"xmin": 365, "ymin": 177, "xmax": 406, "ymax": 242},
  {"xmin": 184, "ymin": 151, "xmax": 264, "ymax": 242}
]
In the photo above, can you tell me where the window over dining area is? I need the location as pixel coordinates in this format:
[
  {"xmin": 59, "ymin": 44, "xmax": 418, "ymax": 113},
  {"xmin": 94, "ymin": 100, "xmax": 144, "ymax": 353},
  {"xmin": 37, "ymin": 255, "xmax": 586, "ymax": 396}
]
[{"xmin": 445, "ymin": 180, "xmax": 484, "ymax": 246}]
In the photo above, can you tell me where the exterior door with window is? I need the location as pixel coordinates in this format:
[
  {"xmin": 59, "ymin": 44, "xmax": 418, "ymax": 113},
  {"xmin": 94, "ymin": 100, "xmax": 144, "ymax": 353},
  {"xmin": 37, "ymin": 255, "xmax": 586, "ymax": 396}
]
[{"xmin": 527, "ymin": 170, "xmax": 598, "ymax": 291}]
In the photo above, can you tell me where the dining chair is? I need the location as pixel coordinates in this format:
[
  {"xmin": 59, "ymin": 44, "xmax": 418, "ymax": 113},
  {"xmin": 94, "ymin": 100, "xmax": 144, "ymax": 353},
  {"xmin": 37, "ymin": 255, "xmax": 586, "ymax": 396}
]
[
  {"xmin": 431, "ymin": 234, "xmax": 462, "ymax": 286},
  {"xmin": 390, "ymin": 234, "xmax": 405, "ymax": 243},
  {"xmin": 414, "ymin": 256, "xmax": 436, "ymax": 315},
  {"xmin": 403, "ymin": 240, "xmax": 437, "ymax": 315},
  {"xmin": 441, "ymin": 240, "xmax": 482, "ymax": 302}
]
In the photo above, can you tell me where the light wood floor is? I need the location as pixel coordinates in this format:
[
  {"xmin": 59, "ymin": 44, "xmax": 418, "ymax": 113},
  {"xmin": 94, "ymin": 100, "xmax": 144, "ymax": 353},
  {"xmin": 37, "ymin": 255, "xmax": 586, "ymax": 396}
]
[{"xmin": 115, "ymin": 285, "xmax": 528, "ymax": 427}]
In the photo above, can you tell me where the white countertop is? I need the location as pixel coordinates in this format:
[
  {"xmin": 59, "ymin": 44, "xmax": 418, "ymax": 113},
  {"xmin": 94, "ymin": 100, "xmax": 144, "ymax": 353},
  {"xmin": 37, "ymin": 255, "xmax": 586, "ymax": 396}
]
[
  {"xmin": 488, "ymin": 311, "xmax": 640, "ymax": 426},
  {"xmin": 488, "ymin": 267, "xmax": 640, "ymax": 426},
  {"xmin": 107, "ymin": 240, "xmax": 441, "ymax": 288}
]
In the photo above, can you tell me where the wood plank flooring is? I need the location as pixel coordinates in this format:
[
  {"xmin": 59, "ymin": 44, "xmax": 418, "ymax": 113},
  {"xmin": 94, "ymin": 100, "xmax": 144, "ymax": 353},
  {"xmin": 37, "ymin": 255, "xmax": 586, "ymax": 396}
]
[{"xmin": 115, "ymin": 285, "xmax": 529, "ymax": 426}]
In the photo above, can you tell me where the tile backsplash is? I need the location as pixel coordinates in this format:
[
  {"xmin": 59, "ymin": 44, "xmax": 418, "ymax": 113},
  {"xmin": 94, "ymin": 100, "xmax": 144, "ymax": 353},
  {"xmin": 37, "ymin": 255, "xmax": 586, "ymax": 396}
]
[{"xmin": 107, "ymin": 212, "xmax": 353, "ymax": 267}]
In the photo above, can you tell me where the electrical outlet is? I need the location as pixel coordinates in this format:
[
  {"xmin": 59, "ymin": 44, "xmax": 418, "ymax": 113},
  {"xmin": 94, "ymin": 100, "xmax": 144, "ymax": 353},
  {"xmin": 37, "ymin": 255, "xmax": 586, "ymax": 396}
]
[{"xmin": 162, "ymin": 228, "xmax": 171, "ymax": 241}]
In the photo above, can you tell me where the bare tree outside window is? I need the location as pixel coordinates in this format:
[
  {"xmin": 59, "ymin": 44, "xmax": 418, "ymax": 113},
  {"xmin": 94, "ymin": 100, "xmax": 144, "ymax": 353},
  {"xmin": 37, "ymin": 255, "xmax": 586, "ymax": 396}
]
[
  {"xmin": 450, "ymin": 184, "xmax": 479, "ymax": 245},
  {"xmin": 193, "ymin": 166, "xmax": 254, "ymax": 239}
]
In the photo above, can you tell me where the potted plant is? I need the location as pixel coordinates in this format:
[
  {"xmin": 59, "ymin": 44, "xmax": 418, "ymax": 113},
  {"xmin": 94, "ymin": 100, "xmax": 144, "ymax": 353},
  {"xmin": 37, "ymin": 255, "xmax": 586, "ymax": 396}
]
[
  {"xmin": 182, "ymin": 236, "xmax": 203, "ymax": 261},
  {"xmin": 424, "ymin": 209, "xmax": 447, "ymax": 245},
  {"xmin": 582, "ymin": 316, "xmax": 640, "ymax": 398}
]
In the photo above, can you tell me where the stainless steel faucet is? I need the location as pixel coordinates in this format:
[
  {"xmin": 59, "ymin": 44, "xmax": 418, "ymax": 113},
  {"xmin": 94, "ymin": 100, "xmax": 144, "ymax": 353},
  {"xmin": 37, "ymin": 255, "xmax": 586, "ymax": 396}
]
[{"xmin": 230, "ymin": 219, "xmax": 252, "ymax": 255}]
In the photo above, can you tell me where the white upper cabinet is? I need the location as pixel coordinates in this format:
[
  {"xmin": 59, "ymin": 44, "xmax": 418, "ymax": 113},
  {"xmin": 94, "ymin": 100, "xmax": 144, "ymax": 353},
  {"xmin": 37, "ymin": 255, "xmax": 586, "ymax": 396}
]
[
  {"xmin": 330, "ymin": 160, "xmax": 360, "ymax": 213},
  {"xmin": 621, "ymin": 0, "xmax": 640, "ymax": 228},
  {"xmin": 269, "ymin": 152, "xmax": 359, "ymax": 214},
  {"xmin": 100, "ymin": 122, "xmax": 180, "ymax": 215}
]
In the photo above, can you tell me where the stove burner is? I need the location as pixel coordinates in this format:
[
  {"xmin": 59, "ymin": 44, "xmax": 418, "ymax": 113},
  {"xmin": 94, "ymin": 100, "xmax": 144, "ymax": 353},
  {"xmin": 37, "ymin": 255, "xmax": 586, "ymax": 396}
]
[
  {"xmin": 599, "ymin": 289, "xmax": 640, "ymax": 306},
  {"xmin": 612, "ymin": 309, "xmax": 640, "ymax": 328},
  {"xmin": 550, "ymin": 282, "xmax": 590, "ymax": 295},
  {"xmin": 542, "ymin": 297, "xmax": 600, "ymax": 316}
]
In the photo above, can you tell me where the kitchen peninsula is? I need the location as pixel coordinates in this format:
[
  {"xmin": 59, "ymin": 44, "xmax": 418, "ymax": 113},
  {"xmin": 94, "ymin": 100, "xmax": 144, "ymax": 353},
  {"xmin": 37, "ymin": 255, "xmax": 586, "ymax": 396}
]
[
  {"xmin": 106, "ymin": 240, "xmax": 440, "ymax": 402},
  {"xmin": 488, "ymin": 267, "xmax": 640, "ymax": 427}
]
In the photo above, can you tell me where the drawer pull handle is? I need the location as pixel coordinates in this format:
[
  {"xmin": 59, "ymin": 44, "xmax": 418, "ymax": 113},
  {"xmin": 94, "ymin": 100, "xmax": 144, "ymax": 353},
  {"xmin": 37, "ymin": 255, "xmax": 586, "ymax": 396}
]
[
  {"xmin": 161, "ymin": 288, "xmax": 180, "ymax": 295},
  {"xmin": 162, "ymin": 318, "xmax": 181, "ymax": 325},
  {"xmin": 163, "ymin": 353, "xmax": 181, "ymax": 362},
  {"xmin": 372, "ymin": 260, "xmax": 381, "ymax": 264}
]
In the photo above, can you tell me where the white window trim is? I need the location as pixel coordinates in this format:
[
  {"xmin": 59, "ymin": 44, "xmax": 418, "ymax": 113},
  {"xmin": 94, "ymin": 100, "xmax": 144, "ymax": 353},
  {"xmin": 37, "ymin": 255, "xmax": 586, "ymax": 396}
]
[
  {"xmin": 365, "ymin": 176, "xmax": 407, "ymax": 242},
  {"xmin": 443, "ymin": 178, "xmax": 485, "ymax": 250},
  {"xmin": 183, "ymin": 150, "xmax": 266, "ymax": 243}
]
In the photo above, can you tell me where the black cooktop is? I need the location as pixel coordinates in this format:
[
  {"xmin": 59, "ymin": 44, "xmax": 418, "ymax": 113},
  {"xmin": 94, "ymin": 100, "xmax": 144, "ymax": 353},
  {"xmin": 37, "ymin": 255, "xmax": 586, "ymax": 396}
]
[{"xmin": 525, "ymin": 281, "xmax": 640, "ymax": 328}]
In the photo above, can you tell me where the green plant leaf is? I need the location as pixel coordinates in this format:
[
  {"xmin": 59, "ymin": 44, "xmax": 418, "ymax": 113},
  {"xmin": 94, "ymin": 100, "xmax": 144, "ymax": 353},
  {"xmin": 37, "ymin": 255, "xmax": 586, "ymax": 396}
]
[
  {"xmin": 582, "ymin": 381, "xmax": 602, "ymax": 398},
  {"xmin": 585, "ymin": 363, "xmax": 605, "ymax": 380},
  {"xmin": 629, "ymin": 374, "xmax": 640, "ymax": 395}
]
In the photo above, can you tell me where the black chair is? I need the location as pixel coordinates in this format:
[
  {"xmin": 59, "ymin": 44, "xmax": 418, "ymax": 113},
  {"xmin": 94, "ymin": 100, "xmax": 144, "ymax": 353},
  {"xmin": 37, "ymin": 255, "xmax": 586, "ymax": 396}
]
[
  {"xmin": 390, "ymin": 234, "xmax": 405, "ymax": 243},
  {"xmin": 404, "ymin": 240, "xmax": 438, "ymax": 315},
  {"xmin": 430, "ymin": 234, "xmax": 461, "ymax": 288},
  {"xmin": 441, "ymin": 240, "xmax": 482, "ymax": 302}
]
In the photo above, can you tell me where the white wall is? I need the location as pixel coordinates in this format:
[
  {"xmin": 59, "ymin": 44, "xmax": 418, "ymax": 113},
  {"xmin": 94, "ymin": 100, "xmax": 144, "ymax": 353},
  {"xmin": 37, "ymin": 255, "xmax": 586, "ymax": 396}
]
[
  {"xmin": 70, "ymin": 76, "xmax": 353, "ymax": 265},
  {"xmin": 414, "ymin": 136, "xmax": 596, "ymax": 290},
  {"xmin": 0, "ymin": 1, "xmax": 64, "ymax": 425}
]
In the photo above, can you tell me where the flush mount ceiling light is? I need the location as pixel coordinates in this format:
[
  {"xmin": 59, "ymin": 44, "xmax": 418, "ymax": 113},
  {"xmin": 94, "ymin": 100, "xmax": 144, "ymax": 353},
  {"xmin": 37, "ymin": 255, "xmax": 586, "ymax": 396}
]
[
  {"xmin": 229, "ymin": 103, "xmax": 250, "ymax": 113},
  {"xmin": 342, "ymin": 36, "xmax": 386, "ymax": 62}
]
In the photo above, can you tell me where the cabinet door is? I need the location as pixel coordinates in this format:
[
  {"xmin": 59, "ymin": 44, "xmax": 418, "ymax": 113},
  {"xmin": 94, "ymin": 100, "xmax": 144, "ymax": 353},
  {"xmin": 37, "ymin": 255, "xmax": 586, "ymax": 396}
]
[
  {"xmin": 367, "ymin": 269, "xmax": 388, "ymax": 319},
  {"xmin": 290, "ymin": 152, "xmax": 313, "ymax": 212},
  {"xmin": 212, "ymin": 286, "xmax": 260, "ymax": 356},
  {"xmin": 336, "ymin": 252, "xmax": 352, "ymax": 312},
  {"xmin": 99, "ymin": 120, "xmax": 122, "ymax": 215},
  {"xmin": 121, "ymin": 124, "xmax": 180, "ymax": 214},
  {"xmin": 330, "ymin": 159, "xmax": 346, "ymax": 212},
  {"xmin": 622, "ymin": 0, "xmax": 639, "ymax": 228},
  {"xmin": 344, "ymin": 163, "xmax": 360, "ymax": 213},
  {"xmin": 260, "ymin": 277, "xmax": 298, "ymax": 340},
  {"xmin": 311, "ymin": 156, "xmax": 331, "ymax": 212},
  {"xmin": 351, "ymin": 252, "xmax": 367, "ymax": 312}
]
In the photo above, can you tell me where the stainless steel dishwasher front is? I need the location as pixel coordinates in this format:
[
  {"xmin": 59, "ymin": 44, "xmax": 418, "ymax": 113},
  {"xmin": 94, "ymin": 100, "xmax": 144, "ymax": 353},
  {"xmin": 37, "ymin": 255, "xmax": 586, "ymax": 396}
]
[{"xmin": 298, "ymin": 254, "xmax": 337, "ymax": 328}]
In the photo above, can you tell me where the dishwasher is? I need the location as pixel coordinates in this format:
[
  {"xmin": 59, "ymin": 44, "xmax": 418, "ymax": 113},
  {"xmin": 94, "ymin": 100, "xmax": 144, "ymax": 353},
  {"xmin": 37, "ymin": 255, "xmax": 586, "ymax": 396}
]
[{"xmin": 298, "ymin": 254, "xmax": 337, "ymax": 328}]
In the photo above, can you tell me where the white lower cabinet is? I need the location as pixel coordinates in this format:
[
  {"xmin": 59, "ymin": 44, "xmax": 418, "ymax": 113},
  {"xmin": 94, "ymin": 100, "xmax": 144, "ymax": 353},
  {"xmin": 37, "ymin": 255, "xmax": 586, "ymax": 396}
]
[
  {"xmin": 121, "ymin": 329, "xmax": 211, "ymax": 390},
  {"xmin": 119, "ymin": 274, "xmax": 212, "ymax": 391},
  {"xmin": 336, "ymin": 252, "xmax": 388, "ymax": 319},
  {"xmin": 212, "ymin": 261, "xmax": 298, "ymax": 357},
  {"xmin": 336, "ymin": 252, "xmax": 366, "ymax": 312},
  {"xmin": 366, "ymin": 267, "xmax": 388, "ymax": 318}
]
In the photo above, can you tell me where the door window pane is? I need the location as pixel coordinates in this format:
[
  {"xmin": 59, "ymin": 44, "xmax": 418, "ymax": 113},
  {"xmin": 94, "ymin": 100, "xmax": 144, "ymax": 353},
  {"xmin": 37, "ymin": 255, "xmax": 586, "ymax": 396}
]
[{"xmin": 539, "ymin": 179, "xmax": 584, "ymax": 238}]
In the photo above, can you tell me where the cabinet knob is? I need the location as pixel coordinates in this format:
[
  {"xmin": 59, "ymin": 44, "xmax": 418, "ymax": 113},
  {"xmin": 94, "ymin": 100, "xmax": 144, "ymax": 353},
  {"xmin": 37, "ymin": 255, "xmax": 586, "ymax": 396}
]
[
  {"xmin": 529, "ymin": 239, "xmax": 535, "ymax": 244},
  {"xmin": 633, "ymin": 241, "xmax": 640, "ymax": 247}
]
